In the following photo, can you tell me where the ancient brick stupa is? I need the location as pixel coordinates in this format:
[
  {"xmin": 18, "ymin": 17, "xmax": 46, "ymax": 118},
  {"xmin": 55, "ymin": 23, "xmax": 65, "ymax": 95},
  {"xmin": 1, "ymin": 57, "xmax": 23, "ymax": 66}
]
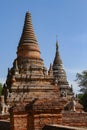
[
  {"xmin": 4, "ymin": 12, "xmax": 73, "ymax": 105},
  {"xmin": 1, "ymin": 12, "xmax": 82, "ymax": 130}
]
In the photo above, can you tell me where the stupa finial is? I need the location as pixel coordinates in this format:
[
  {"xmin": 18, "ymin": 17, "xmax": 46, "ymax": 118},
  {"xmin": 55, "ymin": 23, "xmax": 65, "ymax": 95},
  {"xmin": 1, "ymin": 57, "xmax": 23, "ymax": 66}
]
[{"xmin": 56, "ymin": 35, "xmax": 58, "ymax": 51}]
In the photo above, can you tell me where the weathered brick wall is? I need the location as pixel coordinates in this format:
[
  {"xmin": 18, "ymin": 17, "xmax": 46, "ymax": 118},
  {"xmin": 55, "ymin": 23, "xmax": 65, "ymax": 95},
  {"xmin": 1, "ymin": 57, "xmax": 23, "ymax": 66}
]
[
  {"xmin": 10, "ymin": 111, "xmax": 87, "ymax": 130},
  {"xmin": 0, "ymin": 114, "xmax": 9, "ymax": 120},
  {"xmin": 10, "ymin": 110, "xmax": 63, "ymax": 130},
  {"xmin": 10, "ymin": 112, "xmax": 62, "ymax": 130},
  {"xmin": 10, "ymin": 113, "xmax": 28, "ymax": 130},
  {"xmin": 33, "ymin": 113, "xmax": 62, "ymax": 130},
  {"xmin": 28, "ymin": 112, "xmax": 34, "ymax": 130},
  {"xmin": 62, "ymin": 112, "xmax": 87, "ymax": 127}
]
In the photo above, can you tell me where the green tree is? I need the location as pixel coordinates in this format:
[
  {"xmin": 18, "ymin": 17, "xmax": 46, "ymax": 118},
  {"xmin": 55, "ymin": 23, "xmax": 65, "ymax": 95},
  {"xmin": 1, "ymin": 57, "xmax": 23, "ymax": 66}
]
[
  {"xmin": 76, "ymin": 70, "xmax": 87, "ymax": 111},
  {"xmin": 0, "ymin": 83, "xmax": 2, "ymax": 96},
  {"xmin": 78, "ymin": 93, "xmax": 87, "ymax": 112},
  {"xmin": 76, "ymin": 70, "xmax": 87, "ymax": 93}
]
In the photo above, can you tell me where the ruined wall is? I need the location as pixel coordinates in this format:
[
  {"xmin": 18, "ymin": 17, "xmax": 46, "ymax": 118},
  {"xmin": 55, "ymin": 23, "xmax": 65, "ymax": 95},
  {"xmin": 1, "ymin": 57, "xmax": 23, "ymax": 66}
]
[
  {"xmin": 0, "ymin": 114, "xmax": 9, "ymax": 120},
  {"xmin": 62, "ymin": 112, "xmax": 87, "ymax": 127},
  {"xmin": 10, "ymin": 111, "xmax": 62, "ymax": 130},
  {"xmin": 33, "ymin": 113, "xmax": 62, "ymax": 130},
  {"xmin": 10, "ymin": 111, "xmax": 87, "ymax": 130},
  {"xmin": 10, "ymin": 112, "xmax": 28, "ymax": 130}
]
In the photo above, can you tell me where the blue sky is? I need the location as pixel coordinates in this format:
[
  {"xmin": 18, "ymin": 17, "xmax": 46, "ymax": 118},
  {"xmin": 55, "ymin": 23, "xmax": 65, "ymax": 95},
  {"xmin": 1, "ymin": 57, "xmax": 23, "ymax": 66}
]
[{"xmin": 0, "ymin": 0, "xmax": 87, "ymax": 93}]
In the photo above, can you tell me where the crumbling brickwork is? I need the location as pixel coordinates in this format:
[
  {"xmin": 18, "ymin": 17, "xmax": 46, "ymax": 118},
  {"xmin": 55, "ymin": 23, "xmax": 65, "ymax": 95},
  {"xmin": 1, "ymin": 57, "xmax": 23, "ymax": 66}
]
[
  {"xmin": 62, "ymin": 112, "xmax": 87, "ymax": 127},
  {"xmin": 10, "ymin": 112, "xmax": 63, "ymax": 130},
  {"xmin": 10, "ymin": 111, "xmax": 28, "ymax": 130},
  {"xmin": 9, "ymin": 98, "xmax": 66, "ymax": 130},
  {"xmin": 10, "ymin": 111, "xmax": 87, "ymax": 130},
  {"xmin": 33, "ymin": 113, "xmax": 62, "ymax": 130}
]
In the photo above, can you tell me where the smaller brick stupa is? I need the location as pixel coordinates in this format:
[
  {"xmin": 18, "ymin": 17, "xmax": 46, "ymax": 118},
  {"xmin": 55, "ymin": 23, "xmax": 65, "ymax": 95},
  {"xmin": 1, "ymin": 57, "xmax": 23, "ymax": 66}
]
[{"xmin": 53, "ymin": 39, "xmax": 73, "ymax": 97}]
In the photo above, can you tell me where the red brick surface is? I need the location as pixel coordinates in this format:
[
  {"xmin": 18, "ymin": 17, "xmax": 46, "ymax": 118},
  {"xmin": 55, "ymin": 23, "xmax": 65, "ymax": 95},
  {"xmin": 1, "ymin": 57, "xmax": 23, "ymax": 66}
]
[{"xmin": 62, "ymin": 112, "xmax": 87, "ymax": 127}]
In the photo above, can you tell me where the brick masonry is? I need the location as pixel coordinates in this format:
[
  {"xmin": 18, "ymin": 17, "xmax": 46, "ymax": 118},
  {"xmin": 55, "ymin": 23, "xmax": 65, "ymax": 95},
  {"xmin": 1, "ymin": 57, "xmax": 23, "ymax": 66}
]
[
  {"xmin": 33, "ymin": 113, "xmax": 62, "ymax": 130},
  {"xmin": 10, "ymin": 112, "xmax": 28, "ymax": 130},
  {"xmin": 10, "ymin": 112, "xmax": 63, "ymax": 130},
  {"xmin": 62, "ymin": 112, "xmax": 87, "ymax": 127},
  {"xmin": 9, "ymin": 111, "xmax": 87, "ymax": 130},
  {"xmin": 9, "ymin": 98, "xmax": 64, "ymax": 130}
]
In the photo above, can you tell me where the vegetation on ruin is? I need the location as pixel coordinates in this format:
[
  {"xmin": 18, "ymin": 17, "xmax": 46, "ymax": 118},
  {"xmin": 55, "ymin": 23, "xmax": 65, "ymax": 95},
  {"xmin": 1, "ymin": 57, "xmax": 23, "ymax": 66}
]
[
  {"xmin": 76, "ymin": 71, "xmax": 87, "ymax": 93},
  {"xmin": 78, "ymin": 93, "xmax": 87, "ymax": 112},
  {"xmin": 76, "ymin": 70, "xmax": 87, "ymax": 112}
]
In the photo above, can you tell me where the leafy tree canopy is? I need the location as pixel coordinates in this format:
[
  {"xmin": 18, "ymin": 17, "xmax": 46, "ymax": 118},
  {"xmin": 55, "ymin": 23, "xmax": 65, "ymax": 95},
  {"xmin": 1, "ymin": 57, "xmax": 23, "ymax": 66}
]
[
  {"xmin": 76, "ymin": 70, "xmax": 87, "ymax": 93},
  {"xmin": 78, "ymin": 93, "xmax": 87, "ymax": 112},
  {"xmin": 76, "ymin": 70, "xmax": 87, "ymax": 111}
]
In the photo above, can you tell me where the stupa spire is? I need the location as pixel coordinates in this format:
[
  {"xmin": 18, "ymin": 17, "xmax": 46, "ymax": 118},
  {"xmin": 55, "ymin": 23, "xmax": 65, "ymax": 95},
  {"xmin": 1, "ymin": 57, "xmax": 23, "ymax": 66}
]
[
  {"xmin": 53, "ymin": 39, "xmax": 67, "ymax": 81},
  {"xmin": 19, "ymin": 12, "xmax": 37, "ymax": 45},
  {"xmin": 17, "ymin": 12, "xmax": 41, "ymax": 59},
  {"xmin": 53, "ymin": 38, "xmax": 62, "ymax": 65},
  {"xmin": 56, "ymin": 35, "xmax": 58, "ymax": 51}
]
